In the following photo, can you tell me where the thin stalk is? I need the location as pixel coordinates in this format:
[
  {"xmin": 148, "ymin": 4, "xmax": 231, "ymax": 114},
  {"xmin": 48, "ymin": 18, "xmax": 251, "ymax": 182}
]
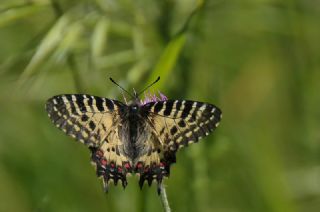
[{"xmin": 159, "ymin": 183, "xmax": 171, "ymax": 212}]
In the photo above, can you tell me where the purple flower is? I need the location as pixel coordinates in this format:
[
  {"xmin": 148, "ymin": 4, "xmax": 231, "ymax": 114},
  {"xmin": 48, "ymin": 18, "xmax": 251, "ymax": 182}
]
[
  {"xmin": 159, "ymin": 91, "xmax": 168, "ymax": 101},
  {"xmin": 141, "ymin": 91, "xmax": 168, "ymax": 105}
]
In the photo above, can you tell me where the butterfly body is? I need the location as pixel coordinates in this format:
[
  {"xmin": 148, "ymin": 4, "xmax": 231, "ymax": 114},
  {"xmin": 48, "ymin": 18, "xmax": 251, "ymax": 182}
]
[
  {"xmin": 46, "ymin": 93, "xmax": 221, "ymax": 193},
  {"xmin": 123, "ymin": 102, "xmax": 147, "ymax": 161}
]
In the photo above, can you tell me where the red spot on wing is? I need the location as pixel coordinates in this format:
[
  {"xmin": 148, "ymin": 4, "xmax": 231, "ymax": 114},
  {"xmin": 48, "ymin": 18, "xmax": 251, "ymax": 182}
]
[
  {"xmin": 101, "ymin": 159, "xmax": 107, "ymax": 166},
  {"xmin": 136, "ymin": 162, "xmax": 143, "ymax": 169},
  {"xmin": 124, "ymin": 162, "xmax": 131, "ymax": 169}
]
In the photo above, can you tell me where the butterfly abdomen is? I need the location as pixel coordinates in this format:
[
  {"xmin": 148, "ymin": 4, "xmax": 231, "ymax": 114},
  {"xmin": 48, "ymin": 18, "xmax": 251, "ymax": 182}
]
[
  {"xmin": 128, "ymin": 105, "xmax": 139, "ymax": 158},
  {"xmin": 118, "ymin": 104, "xmax": 146, "ymax": 162}
]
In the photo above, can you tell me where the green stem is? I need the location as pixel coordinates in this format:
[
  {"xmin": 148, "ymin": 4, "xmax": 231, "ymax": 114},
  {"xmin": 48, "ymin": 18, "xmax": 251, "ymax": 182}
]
[{"xmin": 160, "ymin": 183, "xmax": 171, "ymax": 212}]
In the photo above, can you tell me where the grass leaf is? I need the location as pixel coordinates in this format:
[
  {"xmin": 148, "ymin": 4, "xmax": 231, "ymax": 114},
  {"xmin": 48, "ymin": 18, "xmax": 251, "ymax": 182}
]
[
  {"xmin": 0, "ymin": 3, "xmax": 48, "ymax": 28},
  {"xmin": 19, "ymin": 14, "xmax": 70, "ymax": 83}
]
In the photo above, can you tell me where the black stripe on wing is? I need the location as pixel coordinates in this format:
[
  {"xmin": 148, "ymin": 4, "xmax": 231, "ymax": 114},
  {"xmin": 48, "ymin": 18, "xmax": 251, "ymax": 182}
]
[
  {"xmin": 142, "ymin": 100, "xmax": 222, "ymax": 150},
  {"xmin": 45, "ymin": 94, "xmax": 124, "ymax": 146}
]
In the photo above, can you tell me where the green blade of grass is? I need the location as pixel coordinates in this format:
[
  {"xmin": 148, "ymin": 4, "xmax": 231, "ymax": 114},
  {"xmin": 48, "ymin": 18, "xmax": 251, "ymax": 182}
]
[
  {"xmin": 91, "ymin": 17, "xmax": 110, "ymax": 60},
  {"xmin": 96, "ymin": 49, "xmax": 136, "ymax": 69},
  {"xmin": 53, "ymin": 21, "xmax": 84, "ymax": 61},
  {"xmin": 18, "ymin": 14, "xmax": 70, "ymax": 84},
  {"xmin": 145, "ymin": 0, "xmax": 205, "ymax": 90},
  {"xmin": 146, "ymin": 33, "xmax": 186, "ymax": 91},
  {"xmin": 0, "ymin": 3, "xmax": 48, "ymax": 28}
]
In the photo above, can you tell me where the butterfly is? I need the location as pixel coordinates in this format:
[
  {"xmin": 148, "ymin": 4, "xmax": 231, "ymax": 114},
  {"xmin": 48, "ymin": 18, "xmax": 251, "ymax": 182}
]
[{"xmin": 45, "ymin": 77, "xmax": 222, "ymax": 193}]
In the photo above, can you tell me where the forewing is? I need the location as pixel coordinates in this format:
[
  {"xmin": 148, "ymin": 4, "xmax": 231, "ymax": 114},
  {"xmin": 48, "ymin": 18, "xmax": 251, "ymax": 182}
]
[
  {"xmin": 46, "ymin": 94, "xmax": 131, "ymax": 190},
  {"xmin": 144, "ymin": 100, "xmax": 222, "ymax": 151},
  {"xmin": 46, "ymin": 94, "xmax": 123, "ymax": 146}
]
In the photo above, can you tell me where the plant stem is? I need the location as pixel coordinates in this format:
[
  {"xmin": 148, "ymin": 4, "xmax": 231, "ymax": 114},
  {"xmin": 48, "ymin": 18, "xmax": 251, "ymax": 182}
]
[{"xmin": 159, "ymin": 183, "xmax": 171, "ymax": 212}]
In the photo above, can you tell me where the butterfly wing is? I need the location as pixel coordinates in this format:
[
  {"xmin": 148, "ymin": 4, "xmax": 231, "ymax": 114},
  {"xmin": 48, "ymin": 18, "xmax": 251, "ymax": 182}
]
[
  {"xmin": 137, "ymin": 100, "xmax": 222, "ymax": 191},
  {"xmin": 45, "ymin": 94, "xmax": 132, "ymax": 190},
  {"xmin": 146, "ymin": 100, "xmax": 222, "ymax": 150}
]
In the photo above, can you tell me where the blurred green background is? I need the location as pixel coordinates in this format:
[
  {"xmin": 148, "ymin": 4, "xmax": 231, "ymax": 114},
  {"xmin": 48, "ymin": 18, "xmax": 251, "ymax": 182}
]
[{"xmin": 1, "ymin": 0, "xmax": 319, "ymax": 211}]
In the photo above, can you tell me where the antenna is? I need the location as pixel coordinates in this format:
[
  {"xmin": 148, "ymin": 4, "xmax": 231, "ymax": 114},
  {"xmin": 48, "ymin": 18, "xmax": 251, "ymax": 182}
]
[
  {"xmin": 109, "ymin": 78, "xmax": 134, "ymax": 99},
  {"xmin": 137, "ymin": 76, "xmax": 160, "ymax": 97}
]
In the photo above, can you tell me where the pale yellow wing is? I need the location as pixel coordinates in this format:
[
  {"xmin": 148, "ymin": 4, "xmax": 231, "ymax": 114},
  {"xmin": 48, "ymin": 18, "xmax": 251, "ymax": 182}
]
[
  {"xmin": 46, "ymin": 94, "xmax": 131, "ymax": 190},
  {"xmin": 135, "ymin": 100, "xmax": 222, "ymax": 191}
]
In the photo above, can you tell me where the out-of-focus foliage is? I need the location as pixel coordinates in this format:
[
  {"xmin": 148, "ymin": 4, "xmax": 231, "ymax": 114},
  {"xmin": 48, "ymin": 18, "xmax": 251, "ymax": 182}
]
[{"xmin": 1, "ymin": 0, "xmax": 320, "ymax": 211}]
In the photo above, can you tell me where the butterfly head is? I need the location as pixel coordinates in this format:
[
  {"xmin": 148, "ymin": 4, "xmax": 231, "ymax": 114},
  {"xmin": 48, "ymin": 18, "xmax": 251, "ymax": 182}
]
[{"xmin": 130, "ymin": 91, "xmax": 142, "ymax": 107}]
